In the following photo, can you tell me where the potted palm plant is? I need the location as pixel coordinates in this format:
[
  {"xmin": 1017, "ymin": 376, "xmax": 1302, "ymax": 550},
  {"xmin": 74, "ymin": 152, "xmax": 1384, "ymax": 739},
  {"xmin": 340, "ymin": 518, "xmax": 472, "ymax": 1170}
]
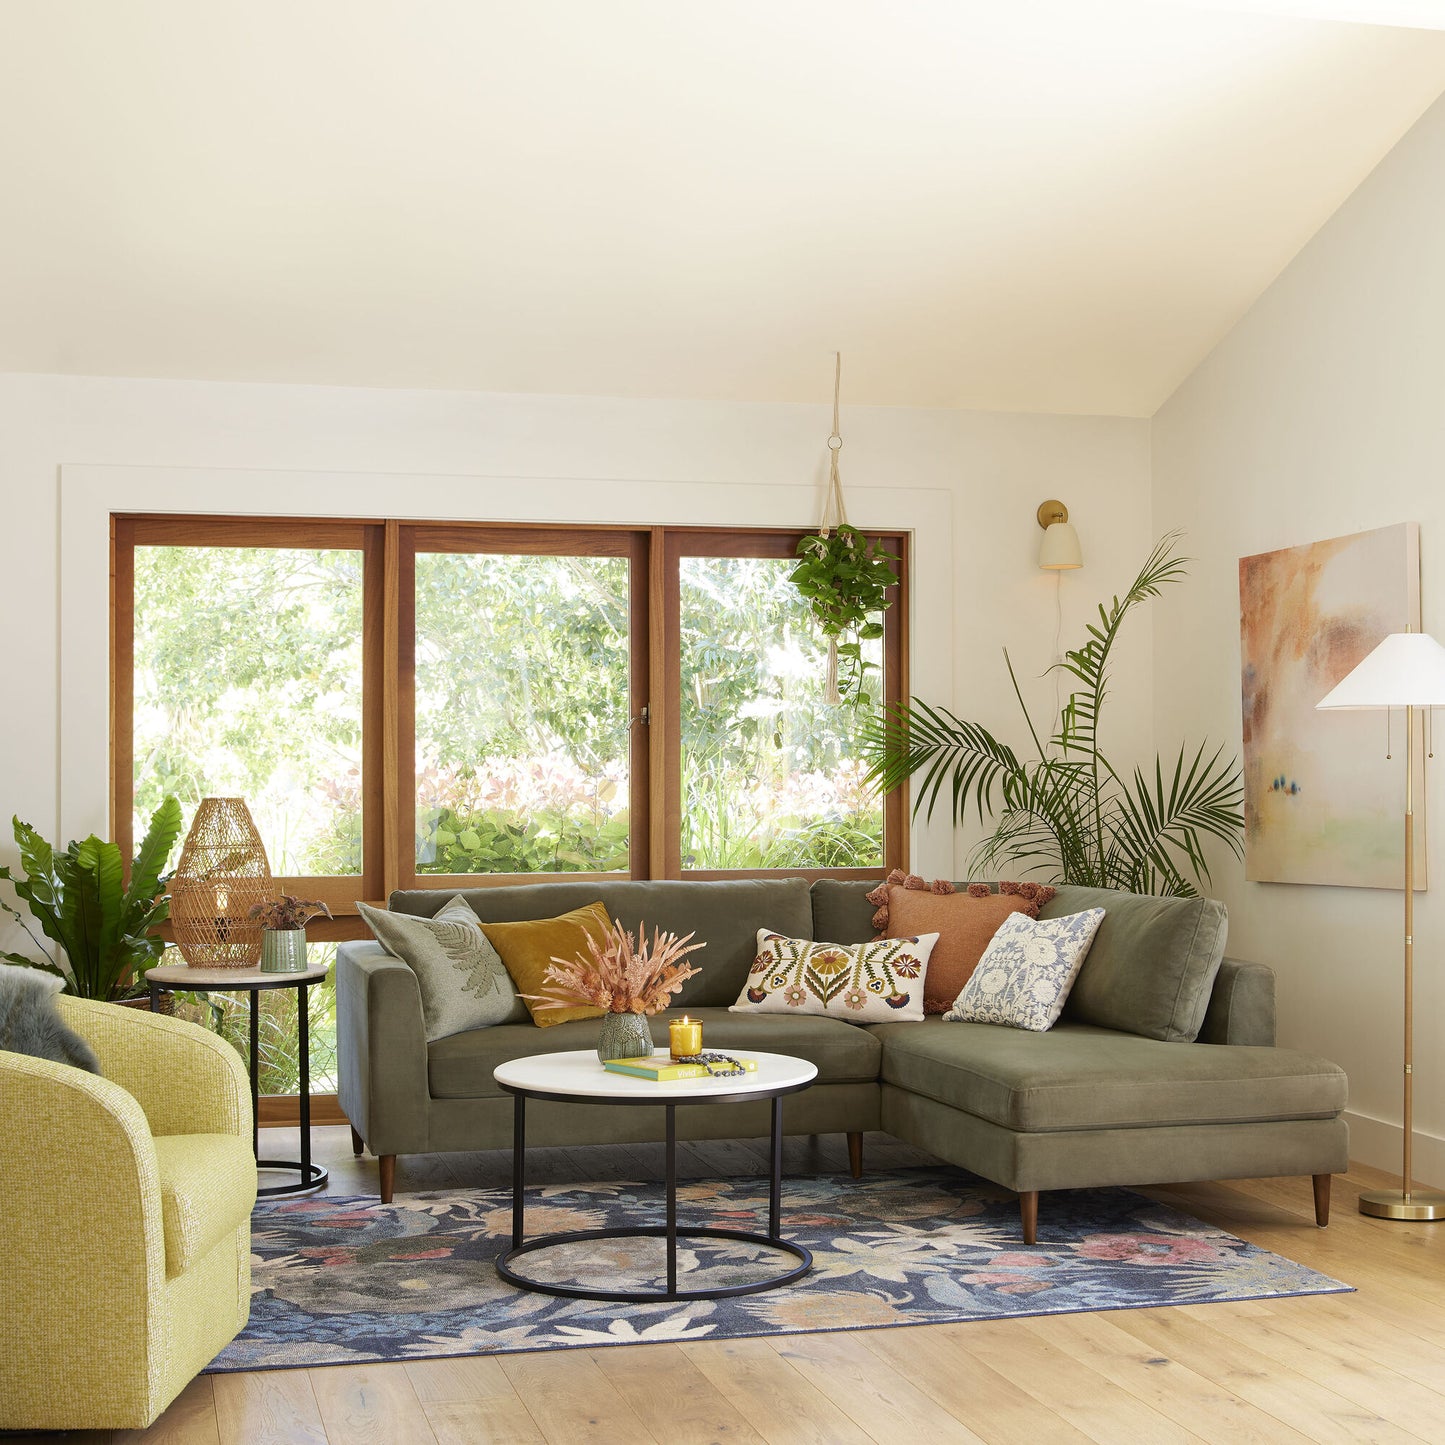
[
  {"xmin": 0, "ymin": 797, "xmax": 184, "ymax": 1000},
  {"xmin": 862, "ymin": 534, "xmax": 1244, "ymax": 896}
]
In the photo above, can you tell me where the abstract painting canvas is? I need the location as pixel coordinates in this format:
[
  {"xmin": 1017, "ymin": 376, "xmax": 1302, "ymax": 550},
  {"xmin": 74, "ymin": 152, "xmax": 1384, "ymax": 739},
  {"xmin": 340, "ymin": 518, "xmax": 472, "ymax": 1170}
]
[{"xmin": 1239, "ymin": 522, "xmax": 1422, "ymax": 889}]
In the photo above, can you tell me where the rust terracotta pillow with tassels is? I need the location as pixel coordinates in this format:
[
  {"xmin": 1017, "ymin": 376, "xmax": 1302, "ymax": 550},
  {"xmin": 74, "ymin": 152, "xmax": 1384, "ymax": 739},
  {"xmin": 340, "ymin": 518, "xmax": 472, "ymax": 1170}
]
[{"xmin": 866, "ymin": 871, "xmax": 1057, "ymax": 1014}]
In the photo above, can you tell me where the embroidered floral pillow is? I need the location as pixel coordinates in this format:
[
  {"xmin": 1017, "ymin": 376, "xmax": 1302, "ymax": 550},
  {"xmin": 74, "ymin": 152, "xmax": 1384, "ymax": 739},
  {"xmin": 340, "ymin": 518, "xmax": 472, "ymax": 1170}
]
[
  {"xmin": 730, "ymin": 930, "xmax": 938, "ymax": 1023},
  {"xmin": 944, "ymin": 908, "xmax": 1105, "ymax": 1032}
]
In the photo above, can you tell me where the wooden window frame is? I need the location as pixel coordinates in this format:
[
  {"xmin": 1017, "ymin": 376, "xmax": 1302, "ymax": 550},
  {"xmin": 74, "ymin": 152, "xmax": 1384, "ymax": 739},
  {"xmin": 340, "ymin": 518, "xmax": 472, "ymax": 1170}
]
[
  {"xmin": 661, "ymin": 526, "xmax": 908, "ymax": 882},
  {"xmin": 112, "ymin": 514, "xmax": 386, "ymax": 939},
  {"xmin": 398, "ymin": 522, "xmax": 653, "ymax": 892},
  {"xmin": 111, "ymin": 514, "xmax": 909, "ymax": 932}
]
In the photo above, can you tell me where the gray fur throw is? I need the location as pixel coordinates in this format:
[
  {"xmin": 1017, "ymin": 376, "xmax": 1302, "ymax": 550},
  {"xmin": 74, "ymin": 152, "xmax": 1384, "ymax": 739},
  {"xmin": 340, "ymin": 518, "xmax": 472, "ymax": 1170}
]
[{"xmin": 0, "ymin": 963, "xmax": 101, "ymax": 1074}]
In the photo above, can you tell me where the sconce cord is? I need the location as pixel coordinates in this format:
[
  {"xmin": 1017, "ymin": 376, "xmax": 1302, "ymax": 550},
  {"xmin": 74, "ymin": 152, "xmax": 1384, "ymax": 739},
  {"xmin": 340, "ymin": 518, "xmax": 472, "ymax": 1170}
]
[{"xmin": 1053, "ymin": 570, "xmax": 1064, "ymax": 728}]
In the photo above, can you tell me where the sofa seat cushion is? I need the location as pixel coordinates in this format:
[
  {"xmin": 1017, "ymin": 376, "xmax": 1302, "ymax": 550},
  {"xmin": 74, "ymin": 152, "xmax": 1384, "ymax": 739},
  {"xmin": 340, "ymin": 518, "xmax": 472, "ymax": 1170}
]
[
  {"xmin": 152, "ymin": 1134, "xmax": 257, "ymax": 1277},
  {"xmin": 428, "ymin": 1007, "xmax": 881, "ymax": 1099},
  {"xmin": 870, "ymin": 1018, "xmax": 1347, "ymax": 1133}
]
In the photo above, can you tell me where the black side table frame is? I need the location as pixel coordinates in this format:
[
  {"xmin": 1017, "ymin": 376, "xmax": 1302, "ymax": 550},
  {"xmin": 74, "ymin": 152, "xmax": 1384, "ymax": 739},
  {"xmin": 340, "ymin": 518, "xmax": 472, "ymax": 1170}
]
[
  {"xmin": 148, "ymin": 973, "xmax": 329, "ymax": 1198},
  {"xmin": 495, "ymin": 1080, "xmax": 813, "ymax": 1302}
]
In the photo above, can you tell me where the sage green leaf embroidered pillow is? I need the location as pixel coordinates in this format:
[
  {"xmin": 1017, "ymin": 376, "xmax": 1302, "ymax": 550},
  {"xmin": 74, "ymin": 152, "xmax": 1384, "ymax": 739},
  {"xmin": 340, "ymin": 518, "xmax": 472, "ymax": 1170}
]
[
  {"xmin": 357, "ymin": 896, "xmax": 523, "ymax": 1040},
  {"xmin": 729, "ymin": 930, "xmax": 938, "ymax": 1023}
]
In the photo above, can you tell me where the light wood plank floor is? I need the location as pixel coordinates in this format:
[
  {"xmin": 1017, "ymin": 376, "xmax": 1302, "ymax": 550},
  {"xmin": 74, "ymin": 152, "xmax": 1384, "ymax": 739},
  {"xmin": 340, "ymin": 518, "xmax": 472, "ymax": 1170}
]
[{"xmin": 25, "ymin": 1126, "xmax": 1445, "ymax": 1445}]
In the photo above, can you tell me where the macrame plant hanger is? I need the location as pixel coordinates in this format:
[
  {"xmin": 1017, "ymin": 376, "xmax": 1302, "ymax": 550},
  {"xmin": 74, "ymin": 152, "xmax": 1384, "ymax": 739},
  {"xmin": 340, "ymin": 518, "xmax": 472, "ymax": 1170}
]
[{"xmin": 819, "ymin": 350, "xmax": 849, "ymax": 704}]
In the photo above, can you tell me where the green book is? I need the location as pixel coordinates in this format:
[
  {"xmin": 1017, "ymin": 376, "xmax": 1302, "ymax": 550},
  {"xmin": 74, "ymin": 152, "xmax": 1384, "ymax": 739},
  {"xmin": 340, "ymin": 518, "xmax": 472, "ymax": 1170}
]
[{"xmin": 603, "ymin": 1056, "xmax": 758, "ymax": 1081}]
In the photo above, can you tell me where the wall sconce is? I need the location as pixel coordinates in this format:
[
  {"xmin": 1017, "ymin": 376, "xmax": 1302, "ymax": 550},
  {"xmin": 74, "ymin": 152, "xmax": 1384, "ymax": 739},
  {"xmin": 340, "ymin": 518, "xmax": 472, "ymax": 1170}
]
[{"xmin": 1037, "ymin": 500, "xmax": 1083, "ymax": 570}]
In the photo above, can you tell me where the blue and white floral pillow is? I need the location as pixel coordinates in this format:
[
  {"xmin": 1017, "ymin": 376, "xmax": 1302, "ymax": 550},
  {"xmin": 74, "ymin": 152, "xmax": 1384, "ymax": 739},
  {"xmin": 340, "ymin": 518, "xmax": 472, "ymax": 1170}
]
[{"xmin": 943, "ymin": 908, "xmax": 1105, "ymax": 1031}]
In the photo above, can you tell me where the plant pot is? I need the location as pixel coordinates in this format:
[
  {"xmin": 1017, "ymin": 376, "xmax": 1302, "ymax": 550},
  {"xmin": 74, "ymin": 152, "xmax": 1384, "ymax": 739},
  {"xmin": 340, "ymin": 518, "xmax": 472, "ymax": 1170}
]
[
  {"xmin": 260, "ymin": 929, "xmax": 310, "ymax": 973},
  {"xmin": 596, "ymin": 1010, "xmax": 653, "ymax": 1063}
]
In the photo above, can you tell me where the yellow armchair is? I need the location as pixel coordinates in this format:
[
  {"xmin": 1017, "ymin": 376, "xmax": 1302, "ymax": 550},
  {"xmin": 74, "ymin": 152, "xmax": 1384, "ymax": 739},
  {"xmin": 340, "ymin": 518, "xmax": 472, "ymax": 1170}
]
[{"xmin": 0, "ymin": 996, "xmax": 256, "ymax": 1431}]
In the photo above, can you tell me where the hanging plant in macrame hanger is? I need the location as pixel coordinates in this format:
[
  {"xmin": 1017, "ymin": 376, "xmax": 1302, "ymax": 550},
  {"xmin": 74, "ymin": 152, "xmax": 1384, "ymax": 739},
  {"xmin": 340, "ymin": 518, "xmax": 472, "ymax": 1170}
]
[{"xmin": 789, "ymin": 352, "xmax": 900, "ymax": 706}]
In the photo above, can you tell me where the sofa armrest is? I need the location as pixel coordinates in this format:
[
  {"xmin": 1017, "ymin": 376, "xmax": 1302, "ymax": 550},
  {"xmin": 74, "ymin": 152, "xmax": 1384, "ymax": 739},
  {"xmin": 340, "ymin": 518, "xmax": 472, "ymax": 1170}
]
[
  {"xmin": 58, "ymin": 996, "xmax": 250, "ymax": 1138},
  {"xmin": 335, "ymin": 941, "xmax": 431, "ymax": 1153},
  {"xmin": 1197, "ymin": 957, "xmax": 1276, "ymax": 1046}
]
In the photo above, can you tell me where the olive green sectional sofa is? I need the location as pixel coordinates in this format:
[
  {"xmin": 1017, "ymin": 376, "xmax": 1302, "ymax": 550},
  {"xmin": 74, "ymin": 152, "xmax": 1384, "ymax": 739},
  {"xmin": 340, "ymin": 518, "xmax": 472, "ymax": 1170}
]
[{"xmin": 336, "ymin": 877, "xmax": 1348, "ymax": 1243}]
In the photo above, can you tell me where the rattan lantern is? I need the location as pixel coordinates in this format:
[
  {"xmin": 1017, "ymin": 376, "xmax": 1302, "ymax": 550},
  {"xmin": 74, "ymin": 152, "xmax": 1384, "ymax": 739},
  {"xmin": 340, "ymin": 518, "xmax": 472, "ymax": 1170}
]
[{"xmin": 168, "ymin": 797, "xmax": 275, "ymax": 967}]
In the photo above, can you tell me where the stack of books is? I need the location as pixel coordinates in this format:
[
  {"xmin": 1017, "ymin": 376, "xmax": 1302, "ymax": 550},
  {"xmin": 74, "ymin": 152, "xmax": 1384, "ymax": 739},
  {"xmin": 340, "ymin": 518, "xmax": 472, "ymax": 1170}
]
[{"xmin": 603, "ymin": 1055, "xmax": 759, "ymax": 1081}]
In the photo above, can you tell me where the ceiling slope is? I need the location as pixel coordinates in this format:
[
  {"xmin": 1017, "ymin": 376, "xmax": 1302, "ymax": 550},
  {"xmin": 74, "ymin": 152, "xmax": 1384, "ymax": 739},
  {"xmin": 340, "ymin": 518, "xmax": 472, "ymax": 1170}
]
[{"xmin": 1, "ymin": 0, "xmax": 1444, "ymax": 414}]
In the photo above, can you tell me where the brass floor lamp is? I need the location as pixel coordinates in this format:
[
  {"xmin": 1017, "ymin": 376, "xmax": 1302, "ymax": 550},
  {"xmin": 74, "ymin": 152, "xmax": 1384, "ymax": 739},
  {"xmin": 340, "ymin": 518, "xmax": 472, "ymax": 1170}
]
[{"xmin": 1318, "ymin": 631, "xmax": 1445, "ymax": 1220}]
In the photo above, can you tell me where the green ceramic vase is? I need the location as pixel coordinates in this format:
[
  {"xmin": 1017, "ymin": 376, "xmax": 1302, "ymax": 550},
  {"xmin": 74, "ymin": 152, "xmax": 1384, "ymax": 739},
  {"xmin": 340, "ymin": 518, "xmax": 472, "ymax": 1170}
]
[{"xmin": 596, "ymin": 1010, "xmax": 652, "ymax": 1063}]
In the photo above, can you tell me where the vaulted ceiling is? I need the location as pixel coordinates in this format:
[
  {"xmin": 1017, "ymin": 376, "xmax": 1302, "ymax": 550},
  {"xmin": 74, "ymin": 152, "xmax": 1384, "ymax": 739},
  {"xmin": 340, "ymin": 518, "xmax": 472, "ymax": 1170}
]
[{"xmin": 2, "ymin": 1, "xmax": 1444, "ymax": 414}]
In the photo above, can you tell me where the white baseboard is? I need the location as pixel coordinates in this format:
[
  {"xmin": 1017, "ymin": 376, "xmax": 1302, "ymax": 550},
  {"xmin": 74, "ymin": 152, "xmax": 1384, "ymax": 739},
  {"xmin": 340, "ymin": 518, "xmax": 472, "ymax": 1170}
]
[{"xmin": 1344, "ymin": 1108, "xmax": 1445, "ymax": 1190}]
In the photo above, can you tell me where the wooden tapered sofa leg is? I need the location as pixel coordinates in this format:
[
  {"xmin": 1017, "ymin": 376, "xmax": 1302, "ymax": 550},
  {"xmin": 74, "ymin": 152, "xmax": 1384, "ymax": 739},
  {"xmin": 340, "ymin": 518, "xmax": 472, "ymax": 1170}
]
[
  {"xmin": 1313, "ymin": 1173, "xmax": 1331, "ymax": 1227},
  {"xmin": 350, "ymin": 1124, "xmax": 365, "ymax": 1156},
  {"xmin": 847, "ymin": 1131, "xmax": 863, "ymax": 1179},
  {"xmin": 379, "ymin": 1154, "xmax": 397, "ymax": 1204},
  {"xmin": 1020, "ymin": 1190, "xmax": 1039, "ymax": 1245}
]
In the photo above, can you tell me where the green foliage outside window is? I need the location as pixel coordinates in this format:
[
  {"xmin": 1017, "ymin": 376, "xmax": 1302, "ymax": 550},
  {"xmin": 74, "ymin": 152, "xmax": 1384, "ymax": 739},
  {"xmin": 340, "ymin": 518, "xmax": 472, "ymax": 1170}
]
[
  {"xmin": 133, "ymin": 546, "xmax": 365, "ymax": 875},
  {"xmin": 134, "ymin": 543, "xmax": 886, "ymax": 882},
  {"xmin": 411, "ymin": 552, "xmax": 634, "ymax": 874},
  {"xmin": 680, "ymin": 556, "xmax": 883, "ymax": 869}
]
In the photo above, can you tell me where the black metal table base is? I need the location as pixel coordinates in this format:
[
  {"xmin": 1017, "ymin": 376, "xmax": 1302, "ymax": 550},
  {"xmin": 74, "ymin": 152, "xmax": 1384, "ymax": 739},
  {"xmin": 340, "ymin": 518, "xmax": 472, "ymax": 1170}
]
[
  {"xmin": 497, "ymin": 1086, "xmax": 813, "ymax": 1302},
  {"xmin": 256, "ymin": 1160, "xmax": 330, "ymax": 1198},
  {"xmin": 497, "ymin": 1224, "xmax": 810, "ymax": 1302},
  {"xmin": 150, "ymin": 971, "xmax": 328, "ymax": 1198}
]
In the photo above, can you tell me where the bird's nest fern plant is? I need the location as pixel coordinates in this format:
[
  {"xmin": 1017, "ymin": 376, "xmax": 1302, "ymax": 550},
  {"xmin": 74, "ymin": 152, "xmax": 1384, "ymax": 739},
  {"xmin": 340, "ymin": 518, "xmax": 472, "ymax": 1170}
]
[{"xmin": 862, "ymin": 533, "xmax": 1243, "ymax": 897}]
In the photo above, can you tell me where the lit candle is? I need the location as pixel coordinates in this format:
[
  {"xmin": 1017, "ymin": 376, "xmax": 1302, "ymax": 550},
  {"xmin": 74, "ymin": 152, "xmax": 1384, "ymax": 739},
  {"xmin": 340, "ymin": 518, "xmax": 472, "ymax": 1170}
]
[{"xmin": 669, "ymin": 1014, "xmax": 702, "ymax": 1059}]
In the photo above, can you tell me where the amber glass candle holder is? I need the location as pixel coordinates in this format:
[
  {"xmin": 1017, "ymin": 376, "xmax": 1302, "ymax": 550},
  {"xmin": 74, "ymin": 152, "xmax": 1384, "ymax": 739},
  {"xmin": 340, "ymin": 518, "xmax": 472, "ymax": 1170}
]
[{"xmin": 668, "ymin": 1015, "xmax": 703, "ymax": 1059}]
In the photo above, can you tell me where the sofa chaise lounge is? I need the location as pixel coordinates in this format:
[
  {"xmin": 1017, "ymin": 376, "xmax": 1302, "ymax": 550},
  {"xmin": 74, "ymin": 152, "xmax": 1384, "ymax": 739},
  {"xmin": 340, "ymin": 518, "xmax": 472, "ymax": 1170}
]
[{"xmin": 337, "ymin": 877, "xmax": 1348, "ymax": 1243}]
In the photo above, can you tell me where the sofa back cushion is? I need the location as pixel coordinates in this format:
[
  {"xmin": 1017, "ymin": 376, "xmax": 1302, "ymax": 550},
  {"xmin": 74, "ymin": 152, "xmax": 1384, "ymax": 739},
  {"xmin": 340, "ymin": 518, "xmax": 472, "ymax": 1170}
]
[
  {"xmin": 1040, "ymin": 885, "xmax": 1228, "ymax": 1042},
  {"xmin": 810, "ymin": 879, "xmax": 879, "ymax": 946},
  {"xmin": 389, "ymin": 878, "xmax": 813, "ymax": 1009},
  {"xmin": 811, "ymin": 879, "xmax": 1229, "ymax": 1043}
]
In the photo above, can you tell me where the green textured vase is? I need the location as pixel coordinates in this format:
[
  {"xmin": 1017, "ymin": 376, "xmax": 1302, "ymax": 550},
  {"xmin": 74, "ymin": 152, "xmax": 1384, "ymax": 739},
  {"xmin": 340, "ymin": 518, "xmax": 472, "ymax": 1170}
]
[
  {"xmin": 596, "ymin": 1010, "xmax": 653, "ymax": 1063},
  {"xmin": 259, "ymin": 929, "xmax": 309, "ymax": 973}
]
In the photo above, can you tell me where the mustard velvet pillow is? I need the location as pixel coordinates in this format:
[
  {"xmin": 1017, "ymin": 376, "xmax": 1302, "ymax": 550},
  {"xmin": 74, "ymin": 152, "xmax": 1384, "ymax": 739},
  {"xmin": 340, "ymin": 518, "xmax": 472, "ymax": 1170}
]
[{"xmin": 479, "ymin": 901, "xmax": 612, "ymax": 1027}]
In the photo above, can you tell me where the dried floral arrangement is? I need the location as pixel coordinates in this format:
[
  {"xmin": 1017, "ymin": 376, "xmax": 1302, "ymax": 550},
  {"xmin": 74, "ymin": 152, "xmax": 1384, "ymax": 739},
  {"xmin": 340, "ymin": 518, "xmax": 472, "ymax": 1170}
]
[
  {"xmin": 248, "ymin": 895, "xmax": 333, "ymax": 932},
  {"xmin": 528, "ymin": 918, "xmax": 706, "ymax": 1015}
]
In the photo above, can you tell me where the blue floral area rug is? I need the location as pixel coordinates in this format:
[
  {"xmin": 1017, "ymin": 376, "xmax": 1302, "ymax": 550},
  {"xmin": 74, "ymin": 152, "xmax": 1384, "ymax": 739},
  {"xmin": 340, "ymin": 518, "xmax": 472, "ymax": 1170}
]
[{"xmin": 211, "ymin": 1167, "xmax": 1350, "ymax": 1371}]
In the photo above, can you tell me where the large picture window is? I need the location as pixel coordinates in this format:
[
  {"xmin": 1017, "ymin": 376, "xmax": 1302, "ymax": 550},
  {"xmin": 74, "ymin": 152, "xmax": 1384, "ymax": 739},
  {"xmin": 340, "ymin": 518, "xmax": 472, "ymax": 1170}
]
[
  {"xmin": 111, "ymin": 516, "xmax": 907, "ymax": 922},
  {"xmin": 665, "ymin": 531, "xmax": 903, "ymax": 875}
]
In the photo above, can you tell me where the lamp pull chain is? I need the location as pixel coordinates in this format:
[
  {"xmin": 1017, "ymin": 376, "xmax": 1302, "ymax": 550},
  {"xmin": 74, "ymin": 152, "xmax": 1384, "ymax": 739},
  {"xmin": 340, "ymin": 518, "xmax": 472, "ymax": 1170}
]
[{"xmin": 1386, "ymin": 707, "xmax": 1392, "ymax": 761}]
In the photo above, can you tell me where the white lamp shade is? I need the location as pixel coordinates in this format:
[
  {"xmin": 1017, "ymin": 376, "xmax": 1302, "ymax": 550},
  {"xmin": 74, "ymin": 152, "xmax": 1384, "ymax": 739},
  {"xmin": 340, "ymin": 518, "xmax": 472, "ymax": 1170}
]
[
  {"xmin": 1316, "ymin": 631, "xmax": 1445, "ymax": 710},
  {"xmin": 1039, "ymin": 521, "xmax": 1082, "ymax": 570}
]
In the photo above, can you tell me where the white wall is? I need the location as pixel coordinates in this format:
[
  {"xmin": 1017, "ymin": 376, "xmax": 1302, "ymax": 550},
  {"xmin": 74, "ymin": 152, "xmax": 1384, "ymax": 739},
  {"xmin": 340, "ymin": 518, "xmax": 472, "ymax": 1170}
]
[
  {"xmin": 0, "ymin": 374, "xmax": 1152, "ymax": 952},
  {"xmin": 1153, "ymin": 92, "xmax": 1445, "ymax": 1178}
]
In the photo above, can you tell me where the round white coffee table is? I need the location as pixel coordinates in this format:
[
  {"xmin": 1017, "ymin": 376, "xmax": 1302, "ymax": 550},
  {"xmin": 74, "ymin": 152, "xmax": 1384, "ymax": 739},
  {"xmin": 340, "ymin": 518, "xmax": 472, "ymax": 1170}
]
[{"xmin": 492, "ymin": 1048, "xmax": 818, "ymax": 1302}]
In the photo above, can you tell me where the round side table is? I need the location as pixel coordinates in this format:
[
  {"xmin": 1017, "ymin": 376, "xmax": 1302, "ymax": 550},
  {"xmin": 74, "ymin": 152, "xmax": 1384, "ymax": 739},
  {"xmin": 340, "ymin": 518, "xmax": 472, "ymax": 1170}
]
[{"xmin": 145, "ymin": 961, "xmax": 330, "ymax": 1197}]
